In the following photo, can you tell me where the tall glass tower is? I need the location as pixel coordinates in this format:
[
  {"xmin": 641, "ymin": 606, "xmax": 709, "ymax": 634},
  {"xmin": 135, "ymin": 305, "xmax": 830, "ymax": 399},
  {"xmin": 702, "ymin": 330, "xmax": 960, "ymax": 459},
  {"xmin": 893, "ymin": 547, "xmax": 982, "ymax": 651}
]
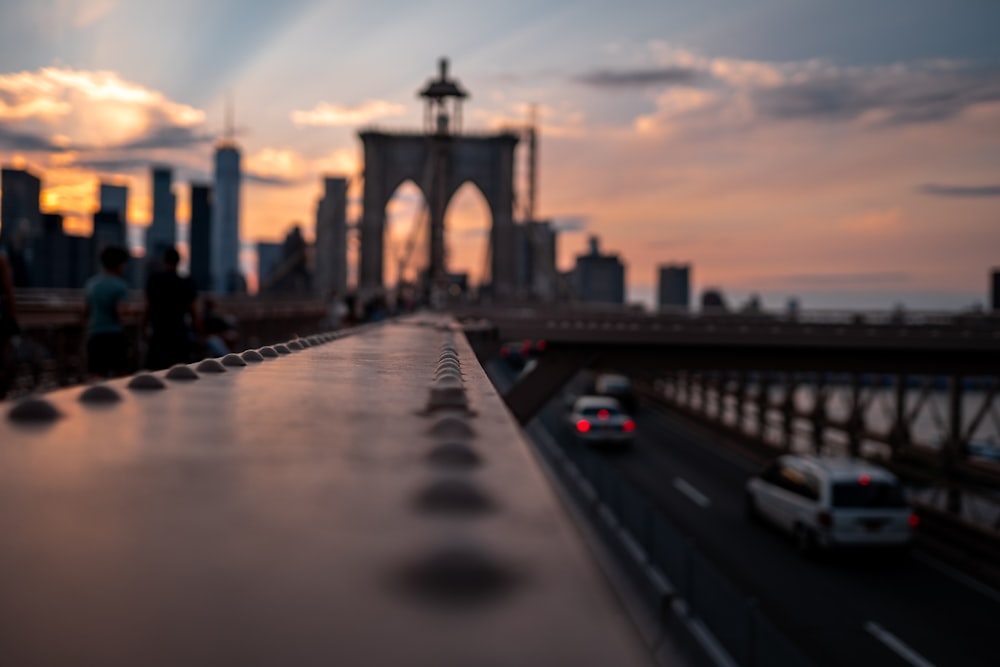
[
  {"xmin": 148, "ymin": 166, "xmax": 176, "ymax": 260},
  {"xmin": 212, "ymin": 143, "xmax": 241, "ymax": 293}
]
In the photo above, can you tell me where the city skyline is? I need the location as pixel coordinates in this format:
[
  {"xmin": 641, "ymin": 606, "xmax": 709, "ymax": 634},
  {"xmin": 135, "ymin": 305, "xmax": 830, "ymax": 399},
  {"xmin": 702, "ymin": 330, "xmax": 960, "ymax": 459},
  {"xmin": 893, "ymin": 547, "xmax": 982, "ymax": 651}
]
[{"xmin": 0, "ymin": 1, "xmax": 998, "ymax": 309}]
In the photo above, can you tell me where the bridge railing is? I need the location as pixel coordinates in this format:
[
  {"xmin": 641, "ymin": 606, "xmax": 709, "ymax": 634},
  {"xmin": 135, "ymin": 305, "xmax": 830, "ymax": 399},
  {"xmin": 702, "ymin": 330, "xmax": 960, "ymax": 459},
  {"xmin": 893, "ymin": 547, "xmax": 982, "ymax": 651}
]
[{"xmin": 5, "ymin": 290, "xmax": 329, "ymax": 397}]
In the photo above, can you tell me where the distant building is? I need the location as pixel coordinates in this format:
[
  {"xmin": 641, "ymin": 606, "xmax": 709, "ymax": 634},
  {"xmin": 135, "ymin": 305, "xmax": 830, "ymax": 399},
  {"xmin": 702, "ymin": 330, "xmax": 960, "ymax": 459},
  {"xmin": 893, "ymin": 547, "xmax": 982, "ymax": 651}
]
[
  {"xmin": 256, "ymin": 242, "xmax": 283, "ymax": 288},
  {"xmin": 259, "ymin": 226, "xmax": 311, "ymax": 295},
  {"xmin": 93, "ymin": 210, "xmax": 126, "ymax": 251},
  {"xmin": 148, "ymin": 166, "xmax": 176, "ymax": 260},
  {"xmin": 1, "ymin": 166, "xmax": 42, "ymax": 286},
  {"xmin": 573, "ymin": 236, "xmax": 625, "ymax": 304},
  {"xmin": 701, "ymin": 288, "xmax": 728, "ymax": 312},
  {"xmin": 36, "ymin": 214, "xmax": 69, "ymax": 287},
  {"xmin": 657, "ymin": 264, "xmax": 690, "ymax": 310},
  {"xmin": 992, "ymin": 269, "xmax": 1000, "ymax": 311},
  {"xmin": 314, "ymin": 176, "xmax": 348, "ymax": 297},
  {"xmin": 515, "ymin": 220, "xmax": 558, "ymax": 301},
  {"xmin": 189, "ymin": 183, "xmax": 213, "ymax": 292},
  {"xmin": 99, "ymin": 183, "xmax": 128, "ymax": 221},
  {"xmin": 212, "ymin": 142, "xmax": 242, "ymax": 293}
]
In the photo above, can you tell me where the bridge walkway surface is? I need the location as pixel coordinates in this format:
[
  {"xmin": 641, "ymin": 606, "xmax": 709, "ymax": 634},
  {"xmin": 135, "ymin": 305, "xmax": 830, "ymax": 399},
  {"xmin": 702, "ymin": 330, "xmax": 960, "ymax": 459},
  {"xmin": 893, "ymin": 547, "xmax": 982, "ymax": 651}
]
[{"xmin": 0, "ymin": 314, "xmax": 663, "ymax": 666}]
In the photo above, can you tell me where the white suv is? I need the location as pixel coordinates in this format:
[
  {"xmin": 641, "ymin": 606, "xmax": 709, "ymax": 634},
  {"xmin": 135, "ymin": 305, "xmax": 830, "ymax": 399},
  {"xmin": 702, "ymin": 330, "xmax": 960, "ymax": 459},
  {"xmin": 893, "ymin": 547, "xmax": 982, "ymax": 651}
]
[{"xmin": 745, "ymin": 455, "xmax": 917, "ymax": 555}]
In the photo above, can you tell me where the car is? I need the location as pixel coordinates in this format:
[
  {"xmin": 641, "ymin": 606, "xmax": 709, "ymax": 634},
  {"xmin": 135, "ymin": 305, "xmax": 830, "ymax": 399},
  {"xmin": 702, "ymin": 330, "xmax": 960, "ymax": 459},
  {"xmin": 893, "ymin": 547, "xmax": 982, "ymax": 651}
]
[
  {"xmin": 744, "ymin": 455, "xmax": 917, "ymax": 555},
  {"xmin": 593, "ymin": 373, "xmax": 636, "ymax": 412},
  {"xmin": 568, "ymin": 395, "xmax": 636, "ymax": 446}
]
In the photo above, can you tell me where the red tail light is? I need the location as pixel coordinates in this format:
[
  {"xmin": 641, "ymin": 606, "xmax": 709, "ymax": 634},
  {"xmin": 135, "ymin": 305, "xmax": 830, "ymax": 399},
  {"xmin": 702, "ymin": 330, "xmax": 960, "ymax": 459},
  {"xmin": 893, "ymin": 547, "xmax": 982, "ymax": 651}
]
[
  {"xmin": 536, "ymin": 339, "xmax": 547, "ymax": 352},
  {"xmin": 623, "ymin": 420, "xmax": 636, "ymax": 433},
  {"xmin": 576, "ymin": 420, "xmax": 591, "ymax": 433},
  {"xmin": 908, "ymin": 513, "xmax": 920, "ymax": 529},
  {"xmin": 597, "ymin": 409, "xmax": 610, "ymax": 420},
  {"xmin": 817, "ymin": 511, "xmax": 833, "ymax": 528}
]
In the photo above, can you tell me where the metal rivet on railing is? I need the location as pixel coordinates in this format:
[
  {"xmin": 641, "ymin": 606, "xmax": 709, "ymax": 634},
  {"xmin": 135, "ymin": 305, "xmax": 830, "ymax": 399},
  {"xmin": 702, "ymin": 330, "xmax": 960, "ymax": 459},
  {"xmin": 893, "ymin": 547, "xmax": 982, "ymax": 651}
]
[
  {"xmin": 7, "ymin": 396, "xmax": 62, "ymax": 423},
  {"xmin": 196, "ymin": 358, "xmax": 227, "ymax": 373},
  {"xmin": 427, "ymin": 442, "xmax": 482, "ymax": 469},
  {"xmin": 222, "ymin": 353, "xmax": 247, "ymax": 367},
  {"xmin": 79, "ymin": 384, "xmax": 122, "ymax": 404},
  {"xmin": 414, "ymin": 478, "xmax": 494, "ymax": 516},
  {"xmin": 128, "ymin": 373, "xmax": 167, "ymax": 390},
  {"xmin": 394, "ymin": 544, "xmax": 517, "ymax": 607},
  {"xmin": 287, "ymin": 340, "xmax": 304, "ymax": 350},
  {"xmin": 241, "ymin": 350, "xmax": 265, "ymax": 362},
  {"xmin": 429, "ymin": 415, "xmax": 475, "ymax": 438},
  {"xmin": 274, "ymin": 344, "xmax": 291, "ymax": 355},
  {"xmin": 165, "ymin": 365, "xmax": 199, "ymax": 381},
  {"xmin": 259, "ymin": 346, "xmax": 279, "ymax": 358}
]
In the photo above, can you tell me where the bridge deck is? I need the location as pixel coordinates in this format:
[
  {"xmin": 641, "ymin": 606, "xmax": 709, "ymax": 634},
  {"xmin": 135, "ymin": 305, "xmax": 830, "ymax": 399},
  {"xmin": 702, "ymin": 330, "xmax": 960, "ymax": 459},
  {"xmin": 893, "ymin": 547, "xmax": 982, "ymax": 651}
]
[{"xmin": 0, "ymin": 315, "xmax": 650, "ymax": 666}]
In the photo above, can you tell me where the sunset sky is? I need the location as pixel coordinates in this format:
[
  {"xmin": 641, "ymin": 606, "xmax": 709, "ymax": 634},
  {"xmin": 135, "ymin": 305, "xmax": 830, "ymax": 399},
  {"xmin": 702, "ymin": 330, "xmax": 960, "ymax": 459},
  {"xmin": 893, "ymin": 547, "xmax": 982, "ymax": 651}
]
[{"xmin": 0, "ymin": 0, "xmax": 998, "ymax": 309}]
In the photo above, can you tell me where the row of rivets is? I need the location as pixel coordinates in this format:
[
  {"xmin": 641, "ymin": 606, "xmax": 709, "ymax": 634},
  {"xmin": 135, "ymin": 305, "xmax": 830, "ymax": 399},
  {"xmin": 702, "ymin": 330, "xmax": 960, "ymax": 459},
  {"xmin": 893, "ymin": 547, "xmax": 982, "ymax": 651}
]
[
  {"xmin": 4, "ymin": 329, "xmax": 345, "ymax": 424},
  {"xmin": 399, "ymin": 332, "xmax": 517, "ymax": 608}
]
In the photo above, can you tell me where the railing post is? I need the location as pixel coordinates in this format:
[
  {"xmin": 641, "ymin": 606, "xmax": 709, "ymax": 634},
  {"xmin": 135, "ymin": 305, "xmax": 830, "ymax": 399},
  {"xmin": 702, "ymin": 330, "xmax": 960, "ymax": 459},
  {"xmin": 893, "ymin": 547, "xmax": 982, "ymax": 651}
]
[
  {"xmin": 847, "ymin": 373, "xmax": 864, "ymax": 458},
  {"xmin": 735, "ymin": 371, "xmax": 747, "ymax": 433},
  {"xmin": 945, "ymin": 375, "xmax": 964, "ymax": 514},
  {"xmin": 888, "ymin": 373, "xmax": 911, "ymax": 459},
  {"xmin": 757, "ymin": 375, "xmax": 770, "ymax": 441},
  {"xmin": 811, "ymin": 374, "xmax": 827, "ymax": 455},
  {"xmin": 782, "ymin": 373, "xmax": 796, "ymax": 451}
]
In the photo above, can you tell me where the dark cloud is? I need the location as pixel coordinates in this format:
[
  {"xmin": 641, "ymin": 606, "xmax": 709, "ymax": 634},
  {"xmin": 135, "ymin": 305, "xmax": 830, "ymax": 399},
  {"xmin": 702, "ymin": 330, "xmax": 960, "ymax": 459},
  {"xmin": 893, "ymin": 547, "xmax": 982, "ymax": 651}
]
[
  {"xmin": 244, "ymin": 172, "xmax": 304, "ymax": 187},
  {"xmin": 0, "ymin": 126, "xmax": 62, "ymax": 152},
  {"xmin": 772, "ymin": 272, "xmax": 911, "ymax": 286},
  {"xmin": 917, "ymin": 183, "xmax": 1000, "ymax": 198},
  {"xmin": 119, "ymin": 125, "xmax": 215, "ymax": 150},
  {"xmin": 574, "ymin": 67, "xmax": 704, "ymax": 88},
  {"xmin": 550, "ymin": 215, "xmax": 589, "ymax": 232},
  {"xmin": 753, "ymin": 63, "xmax": 1000, "ymax": 125},
  {"xmin": 72, "ymin": 158, "xmax": 211, "ymax": 183}
]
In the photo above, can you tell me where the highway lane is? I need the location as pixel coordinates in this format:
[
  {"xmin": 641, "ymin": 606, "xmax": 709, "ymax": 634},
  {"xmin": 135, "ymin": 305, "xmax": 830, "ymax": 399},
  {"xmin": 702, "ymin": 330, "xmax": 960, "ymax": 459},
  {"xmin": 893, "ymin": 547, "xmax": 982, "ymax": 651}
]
[{"xmin": 553, "ymin": 400, "xmax": 1000, "ymax": 667}]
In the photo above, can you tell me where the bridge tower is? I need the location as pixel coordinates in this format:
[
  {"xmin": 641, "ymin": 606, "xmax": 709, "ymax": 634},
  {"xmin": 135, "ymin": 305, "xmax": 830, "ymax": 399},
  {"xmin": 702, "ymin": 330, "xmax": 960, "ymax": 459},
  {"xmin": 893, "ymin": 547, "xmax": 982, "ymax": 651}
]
[{"xmin": 359, "ymin": 59, "xmax": 519, "ymax": 301}]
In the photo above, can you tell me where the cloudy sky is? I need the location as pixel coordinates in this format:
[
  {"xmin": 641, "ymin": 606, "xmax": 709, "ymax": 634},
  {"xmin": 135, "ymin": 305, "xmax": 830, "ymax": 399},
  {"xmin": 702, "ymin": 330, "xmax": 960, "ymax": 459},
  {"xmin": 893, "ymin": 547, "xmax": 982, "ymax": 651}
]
[{"xmin": 1, "ymin": 0, "xmax": 998, "ymax": 308}]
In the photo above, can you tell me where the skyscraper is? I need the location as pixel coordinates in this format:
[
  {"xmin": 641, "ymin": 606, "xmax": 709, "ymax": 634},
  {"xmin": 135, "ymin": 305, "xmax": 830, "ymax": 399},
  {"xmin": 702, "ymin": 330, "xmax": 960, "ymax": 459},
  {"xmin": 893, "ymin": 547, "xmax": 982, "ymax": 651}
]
[
  {"xmin": 1, "ymin": 167, "xmax": 42, "ymax": 286},
  {"xmin": 573, "ymin": 236, "xmax": 625, "ymax": 304},
  {"xmin": 148, "ymin": 166, "xmax": 176, "ymax": 260},
  {"xmin": 99, "ymin": 183, "xmax": 128, "ymax": 221},
  {"xmin": 189, "ymin": 183, "xmax": 213, "ymax": 292},
  {"xmin": 314, "ymin": 176, "xmax": 348, "ymax": 297},
  {"xmin": 658, "ymin": 264, "xmax": 691, "ymax": 310},
  {"xmin": 212, "ymin": 143, "xmax": 241, "ymax": 293},
  {"xmin": 514, "ymin": 220, "xmax": 557, "ymax": 301}
]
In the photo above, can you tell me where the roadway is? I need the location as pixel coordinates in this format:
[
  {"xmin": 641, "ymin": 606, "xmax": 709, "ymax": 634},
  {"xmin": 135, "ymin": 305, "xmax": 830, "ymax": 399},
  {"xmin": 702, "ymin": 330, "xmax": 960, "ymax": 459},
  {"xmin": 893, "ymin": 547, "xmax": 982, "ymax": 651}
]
[{"xmin": 521, "ymin": 371, "xmax": 1000, "ymax": 667}]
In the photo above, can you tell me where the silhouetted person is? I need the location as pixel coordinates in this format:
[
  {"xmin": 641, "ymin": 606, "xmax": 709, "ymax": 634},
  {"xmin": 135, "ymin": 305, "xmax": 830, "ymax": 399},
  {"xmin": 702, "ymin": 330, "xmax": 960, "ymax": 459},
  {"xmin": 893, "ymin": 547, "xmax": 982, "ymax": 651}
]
[
  {"xmin": 142, "ymin": 247, "xmax": 199, "ymax": 370},
  {"xmin": 0, "ymin": 247, "xmax": 19, "ymax": 399},
  {"xmin": 83, "ymin": 245, "xmax": 131, "ymax": 378}
]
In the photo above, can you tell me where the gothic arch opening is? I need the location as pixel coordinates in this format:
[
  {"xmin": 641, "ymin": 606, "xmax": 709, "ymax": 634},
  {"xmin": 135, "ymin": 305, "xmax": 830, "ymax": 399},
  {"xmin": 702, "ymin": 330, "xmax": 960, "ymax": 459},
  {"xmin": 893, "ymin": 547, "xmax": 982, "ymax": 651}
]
[
  {"xmin": 384, "ymin": 179, "xmax": 427, "ymax": 288},
  {"xmin": 443, "ymin": 181, "xmax": 492, "ymax": 296}
]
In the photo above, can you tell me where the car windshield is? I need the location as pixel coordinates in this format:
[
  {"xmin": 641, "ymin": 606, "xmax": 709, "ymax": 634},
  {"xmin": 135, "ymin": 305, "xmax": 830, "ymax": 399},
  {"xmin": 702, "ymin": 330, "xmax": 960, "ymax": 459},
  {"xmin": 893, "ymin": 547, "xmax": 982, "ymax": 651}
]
[{"xmin": 831, "ymin": 481, "xmax": 907, "ymax": 508}]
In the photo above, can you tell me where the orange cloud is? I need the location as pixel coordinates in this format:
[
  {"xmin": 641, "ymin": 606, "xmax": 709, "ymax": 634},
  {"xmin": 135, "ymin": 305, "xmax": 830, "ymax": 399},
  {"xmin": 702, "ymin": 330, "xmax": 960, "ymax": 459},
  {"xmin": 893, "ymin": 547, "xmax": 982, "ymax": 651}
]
[
  {"xmin": 0, "ymin": 67, "xmax": 204, "ymax": 149},
  {"xmin": 290, "ymin": 100, "xmax": 406, "ymax": 127}
]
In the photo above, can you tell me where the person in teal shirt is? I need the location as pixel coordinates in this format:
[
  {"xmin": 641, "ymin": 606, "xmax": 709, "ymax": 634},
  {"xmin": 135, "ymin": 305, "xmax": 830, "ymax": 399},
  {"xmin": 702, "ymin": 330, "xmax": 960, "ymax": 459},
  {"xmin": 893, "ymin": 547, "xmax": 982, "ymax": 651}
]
[{"xmin": 83, "ymin": 245, "xmax": 131, "ymax": 378}]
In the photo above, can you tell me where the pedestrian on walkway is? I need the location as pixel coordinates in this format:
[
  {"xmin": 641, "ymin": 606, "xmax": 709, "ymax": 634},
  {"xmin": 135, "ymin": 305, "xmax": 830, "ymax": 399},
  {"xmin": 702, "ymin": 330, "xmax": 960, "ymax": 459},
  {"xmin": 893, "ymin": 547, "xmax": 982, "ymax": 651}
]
[
  {"xmin": 83, "ymin": 245, "xmax": 132, "ymax": 378},
  {"xmin": 142, "ymin": 247, "xmax": 199, "ymax": 370}
]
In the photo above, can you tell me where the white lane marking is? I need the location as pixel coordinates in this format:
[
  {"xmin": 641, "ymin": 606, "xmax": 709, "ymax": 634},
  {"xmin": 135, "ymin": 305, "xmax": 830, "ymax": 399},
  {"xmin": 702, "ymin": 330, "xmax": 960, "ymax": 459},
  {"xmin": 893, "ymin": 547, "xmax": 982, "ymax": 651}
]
[
  {"xmin": 865, "ymin": 621, "xmax": 937, "ymax": 667},
  {"xmin": 913, "ymin": 552, "xmax": 1000, "ymax": 605},
  {"xmin": 672, "ymin": 477, "xmax": 711, "ymax": 509}
]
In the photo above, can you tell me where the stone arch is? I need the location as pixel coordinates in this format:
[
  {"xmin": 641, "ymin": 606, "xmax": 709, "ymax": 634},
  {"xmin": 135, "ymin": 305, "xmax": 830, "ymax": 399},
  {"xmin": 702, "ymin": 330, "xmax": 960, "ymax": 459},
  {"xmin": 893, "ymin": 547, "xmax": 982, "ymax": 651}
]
[
  {"xmin": 359, "ymin": 130, "xmax": 518, "ymax": 298},
  {"xmin": 443, "ymin": 180, "xmax": 493, "ymax": 288}
]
